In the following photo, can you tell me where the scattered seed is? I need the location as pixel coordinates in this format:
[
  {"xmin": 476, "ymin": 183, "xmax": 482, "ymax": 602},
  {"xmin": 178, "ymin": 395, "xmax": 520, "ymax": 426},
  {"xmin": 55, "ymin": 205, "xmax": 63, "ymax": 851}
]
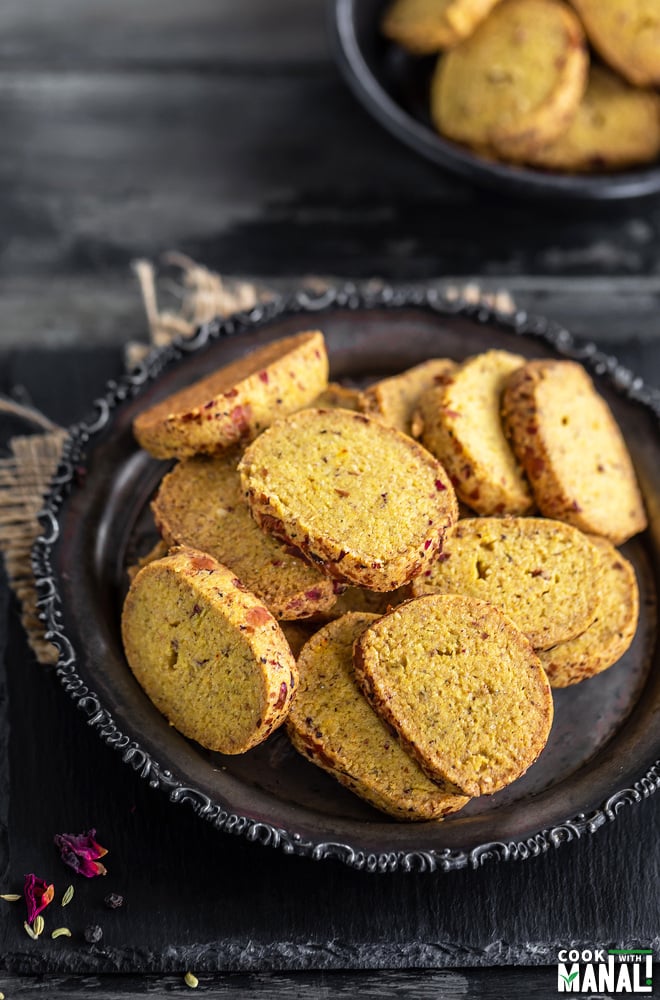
[
  {"xmin": 84, "ymin": 924, "xmax": 103, "ymax": 944},
  {"xmin": 61, "ymin": 885, "xmax": 74, "ymax": 907},
  {"xmin": 104, "ymin": 892, "xmax": 124, "ymax": 909},
  {"xmin": 33, "ymin": 915, "xmax": 45, "ymax": 938},
  {"xmin": 23, "ymin": 921, "xmax": 38, "ymax": 940},
  {"xmin": 184, "ymin": 971, "xmax": 199, "ymax": 989},
  {"xmin": 51, "ymin": 927, "xmax": 72, "ymax": 939},
  {"xmin": 0, "ymin": 893, "xmax": 21, "ymax": 901}
]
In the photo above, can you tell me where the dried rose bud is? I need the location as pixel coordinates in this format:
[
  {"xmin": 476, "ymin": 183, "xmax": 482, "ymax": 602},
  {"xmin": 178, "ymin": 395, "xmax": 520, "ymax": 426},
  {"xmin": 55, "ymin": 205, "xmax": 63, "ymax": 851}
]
[
  {"xmin": 54, "ymin": 829, "xmax": 108, "ymax": 878},
  {"xmin": 104, "ymin": 893, "xmax": 124, "ymax": 910},
  {"xmin": 84, "ymin": 924, "xmax": 103, "ymax": 944},
  {"xmin": 23, "ymin": 874, "xmax": 55, "ymax": 924}
]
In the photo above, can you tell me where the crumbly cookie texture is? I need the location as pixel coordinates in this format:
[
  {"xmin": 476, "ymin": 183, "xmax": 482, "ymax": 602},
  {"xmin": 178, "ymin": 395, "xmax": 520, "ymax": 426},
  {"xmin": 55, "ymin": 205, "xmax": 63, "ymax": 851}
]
[
  {"xmin": 539, "ymin": 536, "xmax": 639, "ymax": 686},
  {"xmin": 353, "ymin": 595, "xmax": 553, "ymax": 797},
  {"xmin": 413, "ymin": 349, "xmax": 532, "ymax": 515},
  {"xmin": 525, "ymin": 65, "xmax": 660, "ymax": 172},
  {"xmin": 287, "ymin": 612, "xmax": 470, "ymax": 819},
  {"xmin": 361, "ymin": 358, "xmax": 457, "ymax": 435},
  {"xmin": 238, "ymin": 407, "xmax": 458, "ymax": 591},
  {"xmin": 133, "ymin": 330, "xmax": 329, "ymax": 459},
  {"xmin": 121, "ymin": 547, "xmax": 298, "ymax": 754},
  {"xmin": 151, "ymin": 451, "xmax": 337, "ymax": 620},
  {"xmin": 501, "ymin": 359, "xmax": 647, "ymax": 545},
  {"xmin": 571, "ymin": 0, "xmax": 660, "ymax": 88},
  {"xmin": 431, "ymin": 0, "xmax": 588, "ymax": 159},
  {"xmin": 382, "ymin": 0, "xmax": 504, "ymax": 52},
  {"xmin": 411, "ymin": 516, "xmax": 599, "ymax": 649}
]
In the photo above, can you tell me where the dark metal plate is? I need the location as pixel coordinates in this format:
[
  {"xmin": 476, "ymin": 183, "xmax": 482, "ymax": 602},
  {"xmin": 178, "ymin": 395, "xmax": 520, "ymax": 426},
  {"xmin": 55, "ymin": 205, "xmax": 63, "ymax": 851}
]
[{"xmin": 34, "ymin": 284, "xmax": 660, "ymax": 872}]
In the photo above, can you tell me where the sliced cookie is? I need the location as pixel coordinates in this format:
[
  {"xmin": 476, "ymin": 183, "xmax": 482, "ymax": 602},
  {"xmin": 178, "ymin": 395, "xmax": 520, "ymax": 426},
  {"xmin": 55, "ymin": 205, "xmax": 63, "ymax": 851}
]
[
  {"xmin": 412, "ymin": 349, "xmax": 532, "ymax": 515},
  {"xmin": 571, "ymin": 0, "xmax": 660, "ymax": 88},
  {"xmin": 134, "ymin": 330, "xmax": 329, "ymax": 459},
  {"xmin": 526, "ymin": 65, "xmax": 660, "ymax": 172},
  {"xmin": 151, "ymin": 452, "xmax": 337, "ymax": 620},
  {"xmin": 238, "ymin": 407, "xmax": 458, "ymax": 591},
  {"xmin": 313, "ymin": 382, "xmax": 363, "ymax": 411},
  {"xmin": 431, "ymin": 0, "xmax": 588, "ymax": 159},
  {"xmin": 382, "ymin": 0, "xmax": 504, "ymax": 52},
  {"xmin": 502, "ymin": 359, "xmax": 647, "ymax": 545},
  {"xmin": 121, "ymin": 547, "xmax": 298, "ymax": 754},
  {"xmin": 287, "ymin": 612, "xmax": 470, "ymax": 819},
  {"xmin": 354, "ymin": 595, "xmax": 553, "ymax": 797},
  {"xmin": 539, "ymin": 536, "xmax": 639, "ymax": 686},
  {"xmin": 361, "ymin": 358, "xmax": 457, "ymax": 436},
  {"xmin": 411, "ymin": 517, "xmax": 599, "ymax": 648}
]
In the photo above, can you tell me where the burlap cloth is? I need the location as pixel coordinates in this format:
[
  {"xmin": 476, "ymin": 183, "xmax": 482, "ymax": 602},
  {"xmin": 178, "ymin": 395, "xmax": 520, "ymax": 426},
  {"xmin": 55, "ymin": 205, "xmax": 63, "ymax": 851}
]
[{"xmin": 0, "ymin": 255, "xmax": 514, "ymax": 664}]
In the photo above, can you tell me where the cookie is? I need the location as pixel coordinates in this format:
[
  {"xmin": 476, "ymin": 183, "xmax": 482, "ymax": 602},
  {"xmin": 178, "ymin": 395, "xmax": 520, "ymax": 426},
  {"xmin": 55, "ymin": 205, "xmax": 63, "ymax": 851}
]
[
  {"xmin": 571, "ymin": 0, "xmax": 660, "ymax": 88},
  {"xmin": 411, "ymin": 516, "xmax": 599, "ymax": 648},
  {"xmin": 539, "ymin": 536, "xmax": 639, "ymax": 686},
  {"xmin": 133, "ymin": 331, "xmax": 329, "ymax": 459},
  {"xmin": 151, "ymin": 452, "xmax": 337, "ymax": 620},
  {"xmin": 313, "ymin": 382, "xmax": 363, "ymax": 411},
  {"xmin": 361, "ymin": 358, "xmax": 457, "ymax": 435},
  {"xmin": 502, "ymin": 359, "xmax": 647, "ymax": 545},
  {"xmin": 431, "ymin": 0, "xmax": 588, "ymax": 159},
  {"xmin": 280, "ymin": 621, "xmax": 316, "ymax": 659},
  {"xmin": 238, "ymin": 408, "xmax": 458, "ymax": 591},
  {"xmin": 382, "ymin": 0, "xmax": 504, "ymax": 52},
  {"xmin": 287, "ymin": 612, "xmax": 470, "ymax": 819},
  {"xmin": 413, "ymin": 349, "xmax": 532, "ymax": 515},
  {"xmin": 526, "ymin": 65, "xmax": 660, "ymax": 171},
  {"xmin": 121, "ymin": 547, "xmax": 298, "ymax": 754},
  {"xmin": 354, "ymin": 595, "xmax": 553, "ymax": 797},
  {"xmin": 323, "ymin": 584, "xmax": 409, "ymax": 620}
]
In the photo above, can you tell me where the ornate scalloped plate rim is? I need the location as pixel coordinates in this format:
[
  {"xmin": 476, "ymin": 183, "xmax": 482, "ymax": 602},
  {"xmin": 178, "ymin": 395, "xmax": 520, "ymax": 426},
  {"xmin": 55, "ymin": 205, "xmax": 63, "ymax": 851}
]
[{"xmin": 32, "ymin": 282, "xmax": 660, "ymax": 874}]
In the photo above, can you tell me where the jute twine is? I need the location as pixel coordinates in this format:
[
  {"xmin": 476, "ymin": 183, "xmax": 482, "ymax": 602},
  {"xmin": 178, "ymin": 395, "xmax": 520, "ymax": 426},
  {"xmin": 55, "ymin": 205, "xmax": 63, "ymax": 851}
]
[{"xmin": 0, "ymin": 256, "xmax": 514, "ymax": 663}]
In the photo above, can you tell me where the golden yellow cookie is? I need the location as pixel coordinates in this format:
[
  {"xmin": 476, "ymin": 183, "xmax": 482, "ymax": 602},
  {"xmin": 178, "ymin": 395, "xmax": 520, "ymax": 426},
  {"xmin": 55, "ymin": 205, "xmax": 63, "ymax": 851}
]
[
  {"xmin": 121, "ymin": 547, "xmax": 298, "ymax": 754},
  {"xmin": 133, "ymin": 331, "xmax": 329, "ymax": 459},
  {"xmin": 431, "ymin": 0, "xmax": 588, "ymax": 160},
  {"xmin": 571, "ymin": 0, "xmax": 660, "ymax": 88},
  {"xmin": 238, "ymin": 408, "xmax": 458, "ymax": 591},
  {"xmin": 313, "ymin": 382, "xmax": 364, "ymax": 411},
  {"xmin": 502, "ymin": 359, "xmax": 647, "ymax": 545},
  {"xmin": 361, "ymin": 358, "xmax": 457, "ymax": 436},
  {"xmin": 526, "ymin": 65, "xmax": 660, "ymax": 171},
  {"xmin": 411, "ymin": 517, "xmax": 599, "ymax": 648},
  {"xmin": 539, "ymin": 536, "xmax": 639, "ymax": 686},
  {"xmin": 354, "ymin": 595, "xmax": 553, "ymax": 797},
  {"xmin": 382, "ymin": 0, "xmax": 504, "ymax": 52},
  {"xmin": 288, "ymin": 613, "xmax": 470, "ymax": 819},
  {"xmin": 151, "ymin": 452, "xmax": 337, "ymax": 620},
  {"xmin": 413, "ymin": 349, "xmax": 532, "ymax": 515}
]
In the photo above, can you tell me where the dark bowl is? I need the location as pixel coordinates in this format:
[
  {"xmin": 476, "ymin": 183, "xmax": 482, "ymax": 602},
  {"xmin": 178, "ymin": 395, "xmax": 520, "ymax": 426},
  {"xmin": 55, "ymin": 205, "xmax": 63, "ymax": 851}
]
[{"xmin": 330, "ymin": 0, "xmax": 660, "ymax": 201}]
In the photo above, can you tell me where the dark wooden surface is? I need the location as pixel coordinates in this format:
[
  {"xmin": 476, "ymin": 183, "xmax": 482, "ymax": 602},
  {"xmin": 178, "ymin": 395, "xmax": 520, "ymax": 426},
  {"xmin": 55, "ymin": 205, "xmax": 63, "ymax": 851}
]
[{"xmin": 1, "ymin": 2, "xmax": 660, "ymax": 998}]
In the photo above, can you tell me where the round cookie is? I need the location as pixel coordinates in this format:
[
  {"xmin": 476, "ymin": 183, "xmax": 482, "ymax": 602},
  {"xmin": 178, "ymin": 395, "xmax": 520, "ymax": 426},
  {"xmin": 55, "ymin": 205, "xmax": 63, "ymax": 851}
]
[
  {"xmin": 361, "ymin": 358, "xmax": 457, "ymax": 436},
  {"xmin": 121, "ymin": 546, "xmax": 298, "ymax": 754},
  {"xmin": 381, "ymin": 0, "xmax": 504, "ymax": 53},
  {"xmin": 353, "ymin": 595, "xmax": 553, "ymax": 797},
  {"xmin": 571, "ymin": 0, "xmax": 660, "ymax": 88},
  {"xmin": 526, "ymin": 65, "xmax": 660, "ymax": 172},
  {"xmin": 539, "ymin": 536, "xmax": 639, "ymax": 686},
  {"xmin": 133, "ymin": 330, "xmax": 329, "ymax": 459},
  {"xmin": 151, "ymin": 451, "xmax": 337, "ymax": 620},
  {"xmin": 412, "ymin": 349, "xmax": 532, "ymax": 515},
  {"xmin": 501, "ymin": 359, "xmax": 647, "ymax": 545},
  {"xmin": 411, "ymin": 517, "xmax": 599, "ymax": 649},
  {"xmin": 431, "ymin": 0, "xmax": 588, "ymax": 160},
  {"xmin": 287, "ymin": 612, "xmax": 470, "ymax": 819},
  {"xmin": 238, "ymin": 408, "xmax": 458, "ymax": 591}
]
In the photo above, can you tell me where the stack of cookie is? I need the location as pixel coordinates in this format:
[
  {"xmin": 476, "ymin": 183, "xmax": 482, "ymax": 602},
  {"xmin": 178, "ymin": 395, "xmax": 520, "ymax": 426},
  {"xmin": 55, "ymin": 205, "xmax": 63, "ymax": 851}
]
[
  {"xmin": 381, "ymin": 0, "xmax": 660, "ymax": 173},
  {"xmin": 121, "ymin": 331, "xmax": 645, "ymax": 820}
]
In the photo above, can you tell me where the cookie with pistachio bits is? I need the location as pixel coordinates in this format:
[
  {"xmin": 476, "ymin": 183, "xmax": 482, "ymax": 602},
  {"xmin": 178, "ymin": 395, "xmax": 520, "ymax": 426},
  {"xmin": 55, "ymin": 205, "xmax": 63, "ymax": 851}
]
[
  {"xmin": 502, "ymin": 359, "xmax": 647, "ymax": 545},
  {"xmin": 413, "ymin": 349, "xmax": 532, "ymax": 515},
  {"xmin": 381, "ymin": 0, "xmax": 505, "ymax": 53},
  {"xmin": 361, "ymin": 358, "xmax": 457, "ymax": 436},
  {"xmin": 353, "ymin": 595, "xmax": 553, "ymax": 797},
  {"xmin": 570, "ymin": 0, "xmax": 660, "ymax": 88},
  {"xmin": 121, "ymin": 546, "xmax": 298, "ymax": 755},
  {"xmin": 539, "ymin": 536, "xmax": 639, "ymax": 687},
  {"xmin": 133, "ymin": 330, "xmax": 329, "ymax": 459},
  {"xmin": 151, "ymin": 451, "xmax": 337, "ymax": 620},
  {"xmin": 238, "ymin": 407, "xmax": 458, "ymax": 591},
  {"xmin": 411, "ymin": 517, "xmax": 599, "ymax": 649},
  {"xmin": 287, "ymin": 612, "xmax": 470, "ymax": 819}
]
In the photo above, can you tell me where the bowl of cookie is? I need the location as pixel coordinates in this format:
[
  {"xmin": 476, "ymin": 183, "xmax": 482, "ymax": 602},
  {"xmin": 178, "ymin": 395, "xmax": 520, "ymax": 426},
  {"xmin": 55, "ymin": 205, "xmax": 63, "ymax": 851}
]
[{"xmin": 331, "ymin": 0, "xmax": 660, "ymax": 199}]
